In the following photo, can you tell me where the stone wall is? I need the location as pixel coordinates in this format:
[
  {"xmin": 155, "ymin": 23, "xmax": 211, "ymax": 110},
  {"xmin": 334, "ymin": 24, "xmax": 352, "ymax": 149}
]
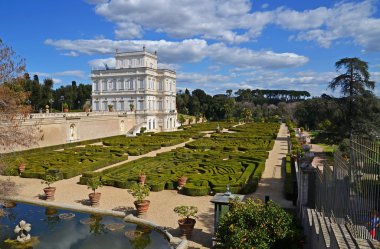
[{"xmin": 1, "ymin": 112, "xmax": 136, "ymax": 152}]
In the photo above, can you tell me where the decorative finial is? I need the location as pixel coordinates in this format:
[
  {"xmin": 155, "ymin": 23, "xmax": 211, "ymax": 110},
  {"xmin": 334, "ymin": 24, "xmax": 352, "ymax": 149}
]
[
  {"xmin": 143, "ymin": 45, "xmax": 146, "ymax": 51},
  {"xmin": 224, "ymin": 184, "xmax": 231, "ymax": 196},
  {"xmin": 115, "ymin": 48, "xmax": 119, "ymax": 53},
  {"xmin": 154, "ymin": 50, "xmax": 157, "ymax": 55}
]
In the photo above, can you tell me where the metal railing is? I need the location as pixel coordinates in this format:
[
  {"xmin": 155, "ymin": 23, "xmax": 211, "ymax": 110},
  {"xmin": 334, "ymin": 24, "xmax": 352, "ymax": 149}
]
[{"xmin": 315, "ymin": 135, "xmax": 380, "ymax": 240}]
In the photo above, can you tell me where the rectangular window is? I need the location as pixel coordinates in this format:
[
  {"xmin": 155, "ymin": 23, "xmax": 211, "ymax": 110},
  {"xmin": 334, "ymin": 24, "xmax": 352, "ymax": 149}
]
[
  {"xmin": 128, "ymin": 79, "xmax": 133, "ymax": 90},
  {"xmin": 159, "ymin": 81, "xmax": 163, "ymax": 90},
  {"xmin": 94, "ymin": 82, "xmax": 99, "ymax": 91},
  {"xmin": 113, "ymin": 81, "xmax": 117, "ymax": 90},
  {"xmin": 119, "ymin": 80, "xmax": 124, "ymax": 90},
  {"xmin": 158, "ymin": 101, "xmax": 163, "ymax": 111},
  {"xmin": 138, "ymin": 100, "xmax": 144, "ymax": 110},
  {"xmin": 112, "ymin": 101, "xmax": 117, "ymax": 111},
  {"xmin": 119, "ymin": 101, "xmax": 124, "ymax": 111},
  {"xmin": 139, "ymin": 79, "xmax": 144, "ymax": 89},
  {"xmin": 102, "ymin": 81, "xmax": 107, "ymax": 91},
  {"xmin": 95, "ymin": 102, "xmax": 99, "ymax": 111},
  {"xmin": 103, "ymin": 102, "xmax": 108, "ymax": 111}
]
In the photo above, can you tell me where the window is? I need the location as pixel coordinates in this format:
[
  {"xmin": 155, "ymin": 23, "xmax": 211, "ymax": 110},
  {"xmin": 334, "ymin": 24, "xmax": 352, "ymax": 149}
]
[
  {"xmin": 139, "ymin": 79, "xmax": 144, "ymax": 89},
  {"xmin": 94, "ymin": 82, "xmax": 99, "ymax": 91},
  {"xmin": 169, "ymin": 81, "xmax": 172, "ymax": 91},
  {"xmin": 112, "ymin": 101, "xmax": 117, "ymax": 111},
  {"xmin": 159, "ymin": 80, "xmax": 163, "ymax": 90},
  {"xmin": 158, "ymin": 101, "xmax": 163, "ymax": 111},
  {"xmin": 153, "ymin": 120, "xmax": 155, "ymax": 129},
  {"xmin": 119, "ymin": 101, "xmax": 124, "ymax": 111},
  {"xmin": 102, "ymin": 81, "xmax": 107, "ymax": 91},
  {"xmin": 95, "ymin": 102, "xmax": 99, "ymax": 111},
  {"xmin": 103, "ymin": 101, "xmax": 108, "ymax": 111},
  {"xmin": 138, "ymin": 100, "xmax": 144, "ymax": 110},
  {"xmin": 148, "ymin": 100, "xmax": 151, "ymax": 110},
  {"xmin": 119, "ymin": 80, "xmax": 124, "ymax": 90},
  {"xmin": 113, "ymin": 80, "xmax": 117, "ymax": 90}
]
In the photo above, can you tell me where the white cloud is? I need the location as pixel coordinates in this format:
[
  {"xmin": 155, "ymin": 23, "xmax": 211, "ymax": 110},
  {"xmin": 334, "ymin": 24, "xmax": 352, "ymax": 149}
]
[
  {"xmin": 62, "ymin": 51, "xmax": 79, "ymax": 57},
  {"xmin": 89, "ymin": 57, "xmax": 116, "ymax": 69},
  {"xmin": 54, "ymin": 70, "xmax": 86, "ymax": 78},
  {"xmin": 52, "ymin": 78, "xmax": 62, "ymax": 84},
  {"xmin": 46, "ymin": 38, "xmax": 308, "ymax": 70},
  {"xmin": 86, "ymin": 0, "xmax": 380, "ymax": 50}
]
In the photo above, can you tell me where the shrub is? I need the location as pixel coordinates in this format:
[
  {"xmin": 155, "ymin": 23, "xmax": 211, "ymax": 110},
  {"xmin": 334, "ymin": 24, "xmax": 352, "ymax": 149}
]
[
  {"xmin": 284, "ymin": 155, "xmax": 294, "ymax": 200},
  {"xmin": 216, "ymin": 198, "xmax": 299, "ymax": 249}
]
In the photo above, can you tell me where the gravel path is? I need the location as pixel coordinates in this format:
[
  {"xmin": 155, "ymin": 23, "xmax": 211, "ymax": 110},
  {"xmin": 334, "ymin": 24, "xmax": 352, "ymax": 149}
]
[
  {"xmin": 246, "ymin": 123, "xmax": 294, "ymax": 208},
  {"xmin": 1, "ymin": 124, "xmax": 291, "ymax": 248}
]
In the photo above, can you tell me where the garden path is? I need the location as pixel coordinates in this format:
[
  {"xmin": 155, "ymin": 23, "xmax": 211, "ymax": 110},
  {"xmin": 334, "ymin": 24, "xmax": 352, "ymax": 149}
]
[{"xmin": 246, "ymin": 123, "xmax": 294, "ymax": 209}]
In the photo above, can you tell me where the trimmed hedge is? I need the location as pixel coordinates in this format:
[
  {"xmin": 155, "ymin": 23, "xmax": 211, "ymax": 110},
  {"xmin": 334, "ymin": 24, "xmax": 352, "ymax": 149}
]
[
  {"xmin": 78, "ymin": 122, "xmax": 280, "ymax": 196},
  {"xmin": 284, "ymin": 154, "xmax": 294, "ymax": 200}
]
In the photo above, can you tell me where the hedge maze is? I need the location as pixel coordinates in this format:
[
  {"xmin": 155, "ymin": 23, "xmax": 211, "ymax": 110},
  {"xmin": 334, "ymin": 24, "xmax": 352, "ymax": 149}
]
[
  {"xmin": 3, "ymin": 134, "xmax": 189, "ymax": 179},
  {"xmin": 3, "ymin": 121, "xmax": 280, "ymax": 196},
  {"xmin": 80, "ymin": 122, "xmax": 280, "ymax": 196}
]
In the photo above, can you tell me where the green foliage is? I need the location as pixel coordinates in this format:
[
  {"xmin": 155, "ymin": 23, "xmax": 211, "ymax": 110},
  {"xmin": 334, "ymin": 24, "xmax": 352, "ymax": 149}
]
[
  {"xmin": 284, "ymin": 155, "xmax": 294, "ymax": 200},
  {"xmin": 41, "ymin": 174, "xmax": 59, "ymax": 187},
  {"xmin": 173, "ymin": 206, "xmax": 198, "ymax": 220},
  {"xmin": 216, "ymin": 198, "xmax": 299, "ymax": 249},
  {"xmin": 128, "ymin": 183, "xmax": 150, "ymax": 203},
  {"xmin": 86, "ymin": 177, "xmax": 103, "ymax": 193},
  {"xmin": 63, "ymin": 103, "xmax": 69, "ymax": 108}
]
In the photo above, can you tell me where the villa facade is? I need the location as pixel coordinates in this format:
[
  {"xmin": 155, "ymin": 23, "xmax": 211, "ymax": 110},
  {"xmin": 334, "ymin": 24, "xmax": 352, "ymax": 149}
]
[{"xmin": 91, "ymin": 47, "xmax": 177, "ymax": 132}]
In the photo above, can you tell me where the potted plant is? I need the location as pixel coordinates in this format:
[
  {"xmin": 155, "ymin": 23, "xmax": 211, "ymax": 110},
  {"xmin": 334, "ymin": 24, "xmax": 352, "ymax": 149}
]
[
  {"xmin": 178, "ymin": 175, "xmax": 188, "ymax": 188},
  {"xmin": 129, "ymin": 103, "xmax": 134, "ymax": 112},
  {"xmin": 63, "ymin": 103, "xmax": 69, "ymax": 113},
  {"xmin": 15, "ymin": 157, "xmax": 27, "ymax": 174},
  {"xmin": 128, "ymin": 183, "xmax": 150, "ymax": 215},
  {"xmin": 173, "ymin": 205, "xmax": 198, "ymax": 237},
  {"xmin": 108, "ymin": 104, "xmax": 114, "ymax": 112},
  {"xmin": 87, "ymin": 177, "xmax": 103, "ymax": 207},
  {"xmin": 41, "ymin": 175, "xmax": 59, "ymax": 201},
  {"xmin": 138, "ymin": 170, "xmax": 146, "ymax": 184},
  {"xmin": 83, "ymin": 102, "xmax": 91, "ymax": 112}
]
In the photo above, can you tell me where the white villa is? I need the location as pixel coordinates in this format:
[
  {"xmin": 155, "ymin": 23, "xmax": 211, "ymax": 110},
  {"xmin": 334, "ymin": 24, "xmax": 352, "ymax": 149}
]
[{"xmin": 91, "ymin": 47, "xmax": 177, "ymax": 132}]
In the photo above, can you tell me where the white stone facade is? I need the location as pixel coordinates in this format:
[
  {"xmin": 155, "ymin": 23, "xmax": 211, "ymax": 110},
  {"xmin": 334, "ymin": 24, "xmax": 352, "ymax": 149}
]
[{"xmin": 91, "ymin": 48, "xmax": 177, "ymax": 132}]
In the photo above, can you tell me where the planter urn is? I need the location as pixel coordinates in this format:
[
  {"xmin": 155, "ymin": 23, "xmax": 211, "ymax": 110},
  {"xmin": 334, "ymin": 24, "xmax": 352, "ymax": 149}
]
[
  {"xmin": 178, "ymin": 218, "xmax": 196, "ymax": 237},
  {"xmin": 18, "ymin": 163, "xmax": 26, "ymax": 173},
  {"xmin": 89, "ymin": 192, "xmax": 101, "ymax": 207},
  {"xmin": 138, "ymin": 175, "xmax": 146, "ymax": 184},
  {"xmin": 178, "ymin": 176, "xmax": 188, "ymax": 188},
  {"xmin": 134, "ymin": 200, "xmax": 150, "ymax": 215},
  {"xmin": 43, "ymin": 187, "xmax": 56, "ymax": 201}
]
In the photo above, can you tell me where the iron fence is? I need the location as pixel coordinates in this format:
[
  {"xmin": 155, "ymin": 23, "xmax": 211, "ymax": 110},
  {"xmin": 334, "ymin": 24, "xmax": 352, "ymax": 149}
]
[{"xmin": 314, "ymin": 135, "xmax": 380, "ymax": 240}]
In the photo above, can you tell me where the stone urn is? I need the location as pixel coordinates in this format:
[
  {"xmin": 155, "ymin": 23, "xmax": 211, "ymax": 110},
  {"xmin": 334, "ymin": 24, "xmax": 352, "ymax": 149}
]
[
  {"xmin": 178, "ymin": 176, "xmax": 188, "ymax": 188},
  {"xmin": 178, "ymin": 218, "xmax": 196, "ymax": 237},
  {"xmin": 134, "ymin": 200, "xmax": 150, "ymax": 215},
  {"xmin": 43, "ymin": 187, "xmax": 56, "ymax": 201},
  {"xmin": 89, "ymin": 192, "xmax": 101, "ymax": 207}
]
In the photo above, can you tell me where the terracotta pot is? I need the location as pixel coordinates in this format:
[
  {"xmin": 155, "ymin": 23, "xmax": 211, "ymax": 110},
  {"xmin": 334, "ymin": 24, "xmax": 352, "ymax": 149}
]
[
  {"xmin": 43, "ymin": 187, "xmax": 56, "ymax": 201},
  {"xmin": 178, "ymin": 218, "xmax": 196, "ymax": 237},
  {"xmin": 134, "ymin": 200, "xmax": 150, "ymax": 215},
  {"xmin": 89, "ymin": 192, "xmax": 101, "ymax": 207},
  {"xmin": 138, "ymin": 175, "xmax": 146, "ymax": 184},
  {"xmin": 18, "ymin": 163, "xmax": 26, "ymax": 173},
  {"xmin": 63, "ymin": 108, "xmax": 69, "ymax": 113},
  {"xmin": 178, "ymin": 176, "xmax": 188, "ymax": 188}
]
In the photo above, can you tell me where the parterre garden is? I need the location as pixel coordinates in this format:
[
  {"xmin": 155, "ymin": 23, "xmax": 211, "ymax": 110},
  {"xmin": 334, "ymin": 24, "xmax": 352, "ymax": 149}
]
[
  {"xmin": 80, "ymin": 122, "xmax": 280, "ymax": 196},
  {"xmin": 3, "ymin": 121, "xmax": 280, "ymax": 196}
]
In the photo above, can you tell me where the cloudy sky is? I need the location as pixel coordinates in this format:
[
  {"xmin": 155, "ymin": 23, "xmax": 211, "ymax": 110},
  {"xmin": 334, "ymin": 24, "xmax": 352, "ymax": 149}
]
[{"xmin": 1, "ymin": 0, "xmax": 380, "ymax": 96}]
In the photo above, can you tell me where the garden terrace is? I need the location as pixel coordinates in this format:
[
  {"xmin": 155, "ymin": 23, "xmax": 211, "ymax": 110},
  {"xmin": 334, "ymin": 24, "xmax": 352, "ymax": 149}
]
[{"xmin": 80, "ymin": 122, "xmax": 280, "ymax": 196}]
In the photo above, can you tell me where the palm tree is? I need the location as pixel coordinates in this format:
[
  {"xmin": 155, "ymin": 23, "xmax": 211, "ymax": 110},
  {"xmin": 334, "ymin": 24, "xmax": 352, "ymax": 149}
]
[{"xmin": 329, "ymin": 58, "xmax": 374, "ymax": 97}]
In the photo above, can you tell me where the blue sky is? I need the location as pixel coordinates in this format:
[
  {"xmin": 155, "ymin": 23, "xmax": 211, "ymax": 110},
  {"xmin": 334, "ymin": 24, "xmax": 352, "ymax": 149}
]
[{"xmin": 1, "ymin": 0, "xmax": 380, "ymax": 96}]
